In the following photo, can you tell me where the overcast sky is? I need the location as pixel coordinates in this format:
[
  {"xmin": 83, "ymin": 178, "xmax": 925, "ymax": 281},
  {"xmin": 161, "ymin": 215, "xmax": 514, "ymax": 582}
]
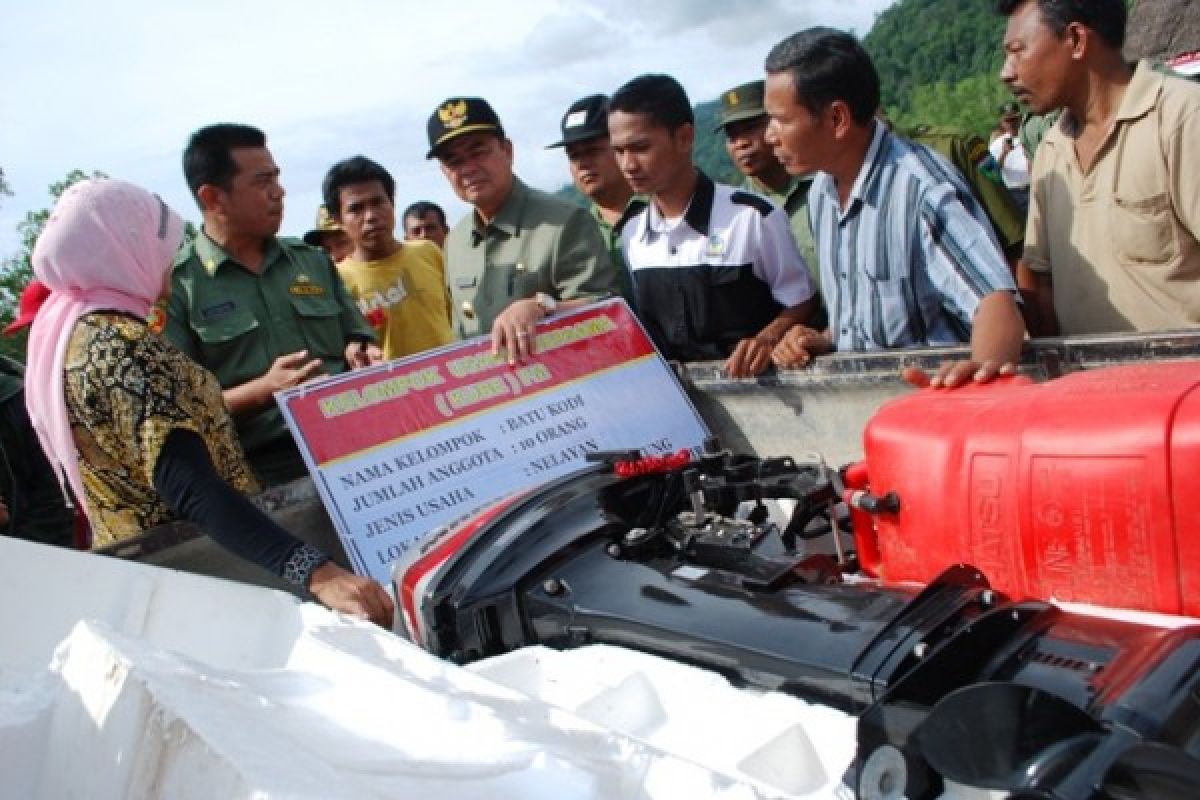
[{"xmin": 0, "ymin": 0, "xmax": 895, "ymax": 257}]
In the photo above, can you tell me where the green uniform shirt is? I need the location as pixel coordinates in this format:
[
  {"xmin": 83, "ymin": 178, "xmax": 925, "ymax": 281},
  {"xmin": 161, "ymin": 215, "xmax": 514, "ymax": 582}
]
[
  {"xmin": 1019, "ymin": 110, "xmax": 1062, "ymax": 162},
  {"xmin": 736, "ymin": 173, "xmax": 826, "ymax": 328},
  {"xmin": 590, "ymin": 196, "xmax": 646, "ymax": 309},
  {"xmin": 905, "ymin": 125, "xmax": 1025, "ymax": 257},
  {"xmin": 738, "ymin": 174, "xmax": 818, "ymax": 284},
  {"xmin": 166, "ymin": 232, "xmax": 374, "ymax": 486},
  {"xmin": 443, "ymin": 178, "xmax": 617, "ymax": 338}
]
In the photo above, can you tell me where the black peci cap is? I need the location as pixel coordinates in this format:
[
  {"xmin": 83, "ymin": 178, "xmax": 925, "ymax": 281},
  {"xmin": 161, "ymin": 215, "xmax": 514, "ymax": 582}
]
[{"xmin": 426, "ymin": 97, "xmax": 504, "ymax": 159}]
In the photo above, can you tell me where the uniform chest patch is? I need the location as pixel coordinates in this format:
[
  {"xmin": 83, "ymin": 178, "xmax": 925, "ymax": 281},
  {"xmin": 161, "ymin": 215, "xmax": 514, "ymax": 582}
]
[
  {"xmin": 200, "ymin": 300, "xmax": 236, "ymax": 320},
  {"xmin": 971, "ymin": 142, "xmax": 1004, "ymax": 185},
  {"xmin": 289, "ymin": 274, "xmax": 326, "ymax": 296},
  {"xmin": 705, "ymin": 233, "xmax": 727, "ymax": 258}
]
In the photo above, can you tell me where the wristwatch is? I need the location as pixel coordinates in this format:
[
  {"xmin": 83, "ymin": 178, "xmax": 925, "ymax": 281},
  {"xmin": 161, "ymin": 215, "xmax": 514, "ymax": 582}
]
[{"xmin": 534, "ymin": 292, "xmax": 557, "ymax": 317}]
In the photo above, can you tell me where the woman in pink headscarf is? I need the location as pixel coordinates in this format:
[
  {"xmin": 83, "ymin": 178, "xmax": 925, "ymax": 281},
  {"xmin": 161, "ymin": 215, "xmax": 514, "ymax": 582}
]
[{"xmin": 26, "ymin": 179, "xmax": 393, "ymax": 626}]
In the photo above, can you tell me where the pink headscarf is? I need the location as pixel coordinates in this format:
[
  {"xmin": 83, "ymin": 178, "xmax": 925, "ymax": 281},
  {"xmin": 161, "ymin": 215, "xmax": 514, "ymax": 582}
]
[{"xmin": 25, "ymin": 178, "xmax": 184, "ymax": 525}]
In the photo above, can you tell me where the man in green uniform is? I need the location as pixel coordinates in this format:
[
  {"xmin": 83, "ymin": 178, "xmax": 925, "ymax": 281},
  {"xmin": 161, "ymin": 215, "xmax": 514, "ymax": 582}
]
[
  {"xmin": 428, "ymin": 97, "xmax": 617, "ymax": 363},
  {"xmin": 546, "ymin": 93, "xmax": 644, "ymax": 307},
  {"xmin": 717, "ymin": 80, "xmax": 818, "ymax": 283},
  {"xmin": 901, "ymin": 123, "xmax": 1026, "ymax": 267},
  {"xmin": 302, "ymin": 204, "xmax": 353, "ymax": 264},
  {"xmin": 1018, "ymin": 108, "xmax": 1061, "ymax": 161},
  {"xmin": 167, "ymin": 123, "xmax": 380, "ymax": 487}
]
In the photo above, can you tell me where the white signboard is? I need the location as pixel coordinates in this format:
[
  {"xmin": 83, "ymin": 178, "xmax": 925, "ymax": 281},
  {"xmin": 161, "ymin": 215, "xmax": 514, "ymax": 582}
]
[{"xmin": 278, "ymin": 299, "xmax": 709, "ymax": 584}]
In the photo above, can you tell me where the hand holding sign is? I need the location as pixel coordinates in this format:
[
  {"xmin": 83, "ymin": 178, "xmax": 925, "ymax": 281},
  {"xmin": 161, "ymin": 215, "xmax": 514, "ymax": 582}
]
[{"xmin": 278, "ymin": 299, "xmax": 710, "ymax": 585}]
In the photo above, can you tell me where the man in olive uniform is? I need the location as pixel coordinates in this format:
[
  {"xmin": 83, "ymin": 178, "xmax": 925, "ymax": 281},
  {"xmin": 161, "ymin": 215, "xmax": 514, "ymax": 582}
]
[
  {"xmin": 168, "ymin": 123, "xmax": 381, "ymax": 487},
  {"xmin": 898, "ymin": 122, "xmax": 1026, "ymax": 268},
  {"xmin": 546, "ymin": 93, "xmax": 644, "ymax": 306},
  {"xmin": 428, "ymin": 97, "xmax": 617, "ymax": 363},
  {"xmin": 717, "ymin": 80, "xmax": 818, "ymax": 283}
]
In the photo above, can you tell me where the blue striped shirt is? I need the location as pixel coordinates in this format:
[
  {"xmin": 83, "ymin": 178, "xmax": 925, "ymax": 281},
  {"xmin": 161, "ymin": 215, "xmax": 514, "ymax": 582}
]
[{"xmin": 810, "ymin": 121, "xmax": 1016, "ymax": 351}]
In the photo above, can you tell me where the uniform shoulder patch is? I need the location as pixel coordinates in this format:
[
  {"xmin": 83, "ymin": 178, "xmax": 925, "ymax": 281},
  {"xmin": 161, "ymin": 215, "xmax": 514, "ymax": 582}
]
[
  {"xmin": 730, "ymin": 191, "xmax": 774, "ymax": 217},
  {"xmin": 278, "ymin": 235, "xmax": 316, "ymax": 251},
  {"xmin": 280, "ymin": 236, "xmax": 337, "ymax": 269}
]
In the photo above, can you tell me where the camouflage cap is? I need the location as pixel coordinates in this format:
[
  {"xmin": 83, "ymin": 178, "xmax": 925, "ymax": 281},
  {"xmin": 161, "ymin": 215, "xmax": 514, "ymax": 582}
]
[
  {"xmin": 715, "ymin": 80, "xmax": 768, "ymax": 132},
  {"xmin": 302, "ymin": 205, "xmax": 341, "ymax": 247},
  {"xmin": 426, "ymin": 97, "xmax": 504, "ymax": 159}
]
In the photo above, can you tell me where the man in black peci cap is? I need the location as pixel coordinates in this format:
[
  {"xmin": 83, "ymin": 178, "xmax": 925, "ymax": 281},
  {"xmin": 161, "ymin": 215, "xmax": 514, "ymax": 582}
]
[
  {"xmin": 547, "ymin": 94, "xmax": 643, "ymax": 306},
  {"xmin": 428, "ymin": 96, "xmax": 617, "ymax": 363}
]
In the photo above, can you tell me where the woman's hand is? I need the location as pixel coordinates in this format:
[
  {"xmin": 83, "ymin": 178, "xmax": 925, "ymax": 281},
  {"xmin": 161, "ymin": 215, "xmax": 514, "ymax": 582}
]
[{"xmin": 308, "ymin": 562, "xmax": 395, "ymax": 628}]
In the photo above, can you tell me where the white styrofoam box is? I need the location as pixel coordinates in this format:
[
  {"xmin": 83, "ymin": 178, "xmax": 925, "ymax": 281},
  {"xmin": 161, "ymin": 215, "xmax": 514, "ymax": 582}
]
[
  {"xmin": 1, "ymin": 538, "xmax": 845, "ymax": 799},
  {"xmin": 469, "ymin": 644, "xmax": 858, "ymax": 799}
]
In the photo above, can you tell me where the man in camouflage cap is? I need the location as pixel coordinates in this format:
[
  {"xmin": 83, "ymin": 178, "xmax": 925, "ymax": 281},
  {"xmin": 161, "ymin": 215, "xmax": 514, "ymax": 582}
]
[
  {"xmin": 428, "ymin": 96, "xmax": 617, "ymax": 363},
  {"xmin": 717, "ymin": 79, "xmax": 820, "ymax": 296},
  {"xmin": 302, "ymin": 204, "xmax": 353, "ymax": 264}
]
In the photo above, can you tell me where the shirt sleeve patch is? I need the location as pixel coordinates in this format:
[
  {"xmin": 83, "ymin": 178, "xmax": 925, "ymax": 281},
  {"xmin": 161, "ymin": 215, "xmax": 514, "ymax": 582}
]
[{"xmin": 730, "ymin": 191, "xmax": 774, "ymax": 217}]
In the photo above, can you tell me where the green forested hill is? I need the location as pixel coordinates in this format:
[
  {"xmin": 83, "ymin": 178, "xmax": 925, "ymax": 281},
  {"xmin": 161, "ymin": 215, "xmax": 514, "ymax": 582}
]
[
  {"xmin": 561, "ymin": 0, "xmax": 1012, "ymax": 205},
  {"xmin": 866, "ymin": 0, "xmax": 1011, "ymax": 137},
  {"xmin": 866, "ymin": 0, "xmax": 1006, "ymax": 113}
]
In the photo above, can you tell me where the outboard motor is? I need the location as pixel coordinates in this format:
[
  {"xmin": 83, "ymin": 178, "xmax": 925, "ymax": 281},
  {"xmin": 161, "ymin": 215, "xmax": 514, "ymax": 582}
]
[{"xmin": 394, "ymin": 436, "xmax": 1200, "ymax": 799}]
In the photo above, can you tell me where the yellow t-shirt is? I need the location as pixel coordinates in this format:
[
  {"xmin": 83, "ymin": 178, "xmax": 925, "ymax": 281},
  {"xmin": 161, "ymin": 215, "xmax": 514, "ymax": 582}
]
[{"xmin": 337, "ymin": 241, "xmax": 455, "ymax": 360}]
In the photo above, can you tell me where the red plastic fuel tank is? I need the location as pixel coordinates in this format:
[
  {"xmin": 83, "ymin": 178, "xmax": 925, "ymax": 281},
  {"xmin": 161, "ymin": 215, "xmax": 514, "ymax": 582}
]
[{"xmin": 850, "ymin": 362, "xmax": 1200, "ymax": 616}]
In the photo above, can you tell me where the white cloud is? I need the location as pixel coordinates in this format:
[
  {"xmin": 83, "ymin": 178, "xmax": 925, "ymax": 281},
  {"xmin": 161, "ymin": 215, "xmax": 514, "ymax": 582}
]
[{"xmin": 0, "ymin": 0, "xmax": 895, "ymax": 254}]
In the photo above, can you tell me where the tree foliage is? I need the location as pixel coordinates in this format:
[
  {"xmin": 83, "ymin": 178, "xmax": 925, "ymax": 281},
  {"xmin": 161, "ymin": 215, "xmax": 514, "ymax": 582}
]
[
  {"xmin": 889, "ymin": 72, "xmax": 1015, "ymax": 139},
  {"xmin": 692, "ymin": 100, "xmax": 738, "ymax": 185},
  {"xmin": 865, "ymin": 0, "xmax": 1007, "ymax": 114}
]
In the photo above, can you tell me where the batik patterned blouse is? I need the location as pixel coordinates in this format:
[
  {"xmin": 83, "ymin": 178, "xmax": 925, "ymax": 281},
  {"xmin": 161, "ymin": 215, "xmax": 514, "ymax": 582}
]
[{"xmin": 63, "ymin": 312, "xmax": 259, "ymax": 546}]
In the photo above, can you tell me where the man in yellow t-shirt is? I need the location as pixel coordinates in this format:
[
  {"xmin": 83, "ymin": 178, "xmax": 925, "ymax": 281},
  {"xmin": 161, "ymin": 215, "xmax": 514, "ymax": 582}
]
[{"xmin": 323, "ymin": 156, "xmax": 455, "ymax": 360}]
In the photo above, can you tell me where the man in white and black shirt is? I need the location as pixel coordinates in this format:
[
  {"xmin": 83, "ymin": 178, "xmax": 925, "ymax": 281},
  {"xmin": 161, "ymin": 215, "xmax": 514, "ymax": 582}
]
[{"xmin": 609, "ymin": 73, "xmax": 817, "ymax": 378}]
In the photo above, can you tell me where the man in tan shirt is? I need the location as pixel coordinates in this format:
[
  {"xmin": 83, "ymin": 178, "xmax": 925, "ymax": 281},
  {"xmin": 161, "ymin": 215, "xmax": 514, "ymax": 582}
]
[{"xmin": 999, "ymin": 0, "xmax": 1200, "ymax": 335}]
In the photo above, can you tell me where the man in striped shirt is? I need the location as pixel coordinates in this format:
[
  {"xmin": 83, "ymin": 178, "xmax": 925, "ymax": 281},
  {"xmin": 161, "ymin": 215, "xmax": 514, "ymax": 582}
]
[{"xmin": 762, "ymin": 28, "xmax": 1026, "ymax": 388}]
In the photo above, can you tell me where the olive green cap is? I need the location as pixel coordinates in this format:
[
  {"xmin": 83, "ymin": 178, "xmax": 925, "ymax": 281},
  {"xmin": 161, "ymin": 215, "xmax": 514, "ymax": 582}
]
[{"xmin": 715, "ymin": 80, "xmax": 767, "ymax": 132}]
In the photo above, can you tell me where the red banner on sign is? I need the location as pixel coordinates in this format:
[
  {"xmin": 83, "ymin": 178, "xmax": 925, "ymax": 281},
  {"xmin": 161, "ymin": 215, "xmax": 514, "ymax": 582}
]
[{"xmin": 283, "ymin": 301, "xmax": 656, "ymax": 465}]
